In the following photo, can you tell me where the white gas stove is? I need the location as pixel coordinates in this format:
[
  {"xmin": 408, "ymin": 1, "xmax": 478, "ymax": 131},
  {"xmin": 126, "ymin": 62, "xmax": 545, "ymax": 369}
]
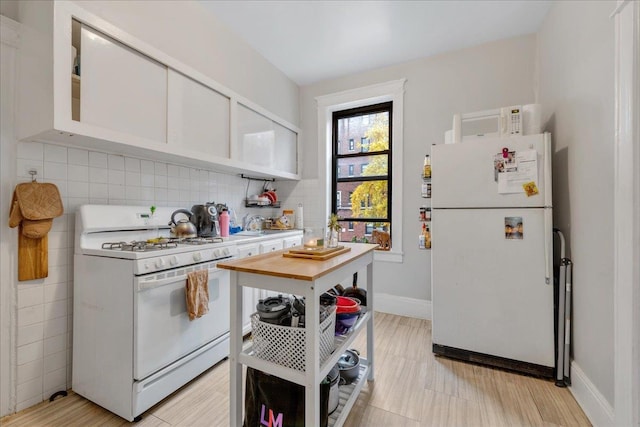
[{"xmin": 73, "ymin": 205, "xmax": 233, "ymax": 422}]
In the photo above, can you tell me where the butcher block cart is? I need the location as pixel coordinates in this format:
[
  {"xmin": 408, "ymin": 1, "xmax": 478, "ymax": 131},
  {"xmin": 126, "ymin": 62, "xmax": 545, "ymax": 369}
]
[{"xmin": 218, "ymin": 243, "xmax": 377, "ymax": 426}]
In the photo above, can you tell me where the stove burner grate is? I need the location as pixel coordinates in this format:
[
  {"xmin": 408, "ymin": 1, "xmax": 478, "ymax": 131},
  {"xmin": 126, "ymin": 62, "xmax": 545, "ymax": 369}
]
[{"xmin": 102, "ymin": 240, "xmax": 179, "ymax": 252}]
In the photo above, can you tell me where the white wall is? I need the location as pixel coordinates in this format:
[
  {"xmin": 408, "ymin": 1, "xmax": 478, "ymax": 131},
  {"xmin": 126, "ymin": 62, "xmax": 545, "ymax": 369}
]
[
  {"xmin": 537, "ymin": 0, "xmax": 615, "ymax": 416},
  {"xmin": 297, "ymin": 34, "xmax": 538, "ymax": 301},
  {"xmin": 0, "ymin": 1, "xmax": 298, "ymax": 416}
]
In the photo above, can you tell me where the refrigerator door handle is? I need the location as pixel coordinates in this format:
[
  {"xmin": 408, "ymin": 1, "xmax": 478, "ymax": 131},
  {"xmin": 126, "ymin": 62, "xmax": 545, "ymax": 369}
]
[{"xmin": 544, "ymin": 208, "xmax": 552, "ymax": 284}]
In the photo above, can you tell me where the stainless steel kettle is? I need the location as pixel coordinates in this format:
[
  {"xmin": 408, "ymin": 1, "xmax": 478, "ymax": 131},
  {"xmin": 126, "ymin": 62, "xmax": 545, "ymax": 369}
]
[{"xmin": 168, "ymin": 209, "xmax": 197, "ymax": 238}]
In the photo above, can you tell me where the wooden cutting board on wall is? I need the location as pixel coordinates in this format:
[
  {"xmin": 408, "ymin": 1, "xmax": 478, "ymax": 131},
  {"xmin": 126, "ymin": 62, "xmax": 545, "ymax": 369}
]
[{"xmin": 18, "ymin": 228, "xmax": 48, "ymax": 281}]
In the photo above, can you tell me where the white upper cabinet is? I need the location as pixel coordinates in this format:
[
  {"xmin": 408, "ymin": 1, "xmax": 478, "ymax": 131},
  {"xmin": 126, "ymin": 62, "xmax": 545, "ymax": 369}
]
[
  {"xmin": 167, "ymin": 70, "xmax": 230, "ymax": 159},
  {"xmin": 80, "ymin": 25, "xmax": 168, "ymax": 144},
  {"xmin": 236, "ymin": 103, "xmax": 299, "ymax": 176},
  {"xmin": 17, "ymin": 1, "xmax": 300, "ymax": 180}
]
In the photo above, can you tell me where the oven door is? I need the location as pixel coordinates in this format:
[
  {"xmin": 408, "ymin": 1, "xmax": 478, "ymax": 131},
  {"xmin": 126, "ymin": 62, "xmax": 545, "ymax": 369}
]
[{"xmin": 133, "ymin": 260, "xmax": 230, "ymax": 380}]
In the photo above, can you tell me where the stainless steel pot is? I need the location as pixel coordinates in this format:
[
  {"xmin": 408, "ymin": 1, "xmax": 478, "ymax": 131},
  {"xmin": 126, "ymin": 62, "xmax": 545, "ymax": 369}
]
[
  {"xmin": 168, "ymin": 209, "xmax": 197, "ymax": 238},
  {"xmin": 337, "ymin": 349, "xmax": 360, "ymax": 384},
  {"xmin": 327, "ymin": 364, "xmax": 340, "ymax": 414}
]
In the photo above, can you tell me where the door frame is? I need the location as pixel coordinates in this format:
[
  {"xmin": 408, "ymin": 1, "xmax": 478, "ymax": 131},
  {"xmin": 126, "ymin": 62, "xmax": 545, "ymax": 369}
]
[{"xmin": 612, "ymin": 1, "xmax": 640, "ymax": 426}]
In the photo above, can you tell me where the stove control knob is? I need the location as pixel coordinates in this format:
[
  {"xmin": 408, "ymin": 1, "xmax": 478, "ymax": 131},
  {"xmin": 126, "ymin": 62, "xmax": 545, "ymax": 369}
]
[
  {"xmin": 223, "ymin": 247, "xmax": 231, "ymax": 256},
  {"xmin": 144, "ymin": 262, "xmax": 151, "ymax": 270},
  {"xmin": 170, "ymin": 256, "xmax": 179, "ymax": 266},
  {"xmin": 155, "ymin": 258, "xmax": 165, "ymax": 269},
  {"xmin": 213, "ymin": 249, "xmax": 222, "ymax": 258},
  {"xmin": 193, "ymin": 252, "xmax": 202, "ymax": 262}
]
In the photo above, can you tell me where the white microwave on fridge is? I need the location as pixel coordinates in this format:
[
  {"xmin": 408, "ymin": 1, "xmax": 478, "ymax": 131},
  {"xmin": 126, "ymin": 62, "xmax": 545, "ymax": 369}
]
[{"xmin": 447, "ymin": 104, "xmax": 542, "ymax": 143}]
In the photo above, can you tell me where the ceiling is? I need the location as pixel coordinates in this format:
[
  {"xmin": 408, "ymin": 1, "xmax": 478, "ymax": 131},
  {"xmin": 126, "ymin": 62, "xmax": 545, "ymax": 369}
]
[{"xmin": 200, "ymin": 1, "xmax": 552, "ymax": 86}]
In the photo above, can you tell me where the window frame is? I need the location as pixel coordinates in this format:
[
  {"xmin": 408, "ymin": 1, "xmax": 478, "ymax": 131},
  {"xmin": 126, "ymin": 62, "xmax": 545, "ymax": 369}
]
[
  {"xmin": 331, "ymin": 102, "xmax": 393, "ymax": 240},
  {"xmin": 316, "ymin": 78, "xmax": 406, "ymax": 263}
]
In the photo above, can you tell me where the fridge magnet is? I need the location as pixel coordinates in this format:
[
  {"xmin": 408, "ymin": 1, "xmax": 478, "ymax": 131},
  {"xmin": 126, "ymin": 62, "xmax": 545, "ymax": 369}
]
[
  {"xmin": 505, "ymin": 216, "xmax": 523, "ymax": 239},
  {"xmin": 494, "ymin": 150, "xmax": 517, "ymax": 181},
  {"xmin": 523, "ymin": 181, "xmax": 539, "ymax": 197}
]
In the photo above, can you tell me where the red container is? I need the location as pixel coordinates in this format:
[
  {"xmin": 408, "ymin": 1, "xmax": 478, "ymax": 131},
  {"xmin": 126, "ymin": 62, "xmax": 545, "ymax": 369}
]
[{"xmin": 336, "ymin": 296, "xmax": 360, "ymax": 314}]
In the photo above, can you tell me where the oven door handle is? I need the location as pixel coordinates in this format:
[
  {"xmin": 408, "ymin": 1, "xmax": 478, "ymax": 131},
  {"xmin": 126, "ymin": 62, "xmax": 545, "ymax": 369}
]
[{"xmin": 137, "ymin": 267, "xmax": 223, "ymax": 291}]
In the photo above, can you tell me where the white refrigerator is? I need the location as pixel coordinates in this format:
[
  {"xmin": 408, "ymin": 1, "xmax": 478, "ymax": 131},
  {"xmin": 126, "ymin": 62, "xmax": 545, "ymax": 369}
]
[{"xmin": 431, "ymin": 133, "xmax": 555, "ymax": 377}]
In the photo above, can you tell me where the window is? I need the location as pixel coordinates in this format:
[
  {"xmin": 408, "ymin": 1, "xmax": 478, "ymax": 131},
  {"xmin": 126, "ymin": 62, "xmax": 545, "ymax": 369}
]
[
  {"xmin": 317, "ymin": 78, "xmax": 405, "ymax": 262},
  {"xmin": 360, "ymin": 137, "xmax": 369, "ymax": 152},
  {"xmin": 336, "ymin": 191, "xmax": 342, "ymax": 208},
  {"xmin": 331, "ymin": 102, "xmax": 392, "ymax": 245},
  {"xmin": 337, "ymin": 166, "xmax": 341, "ymax": 177}
]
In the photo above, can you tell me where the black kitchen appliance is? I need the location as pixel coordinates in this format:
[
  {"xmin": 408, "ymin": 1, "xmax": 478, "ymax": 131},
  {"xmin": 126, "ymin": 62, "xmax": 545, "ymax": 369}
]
[{"xmin": 191, "ymin": 203, "xmax": 220, "ymax": 238}]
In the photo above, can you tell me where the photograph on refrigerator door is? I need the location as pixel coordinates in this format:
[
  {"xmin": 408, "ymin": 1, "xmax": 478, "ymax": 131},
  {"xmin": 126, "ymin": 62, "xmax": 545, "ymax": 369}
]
[{"xmin": 505, "ymin": 216, "xmax": 524, "ymax": 240}]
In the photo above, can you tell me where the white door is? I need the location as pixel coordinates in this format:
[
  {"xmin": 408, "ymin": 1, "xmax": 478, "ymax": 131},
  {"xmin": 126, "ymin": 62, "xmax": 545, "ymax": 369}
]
[
  {"xmin": 431, "ymin": 208, "xmax": 554, "ymax": 367},
  {"xmin": 431, "ymin": 134, "xmax": 551, "ymax": 208},
  {"xmin": 134, "ymin": 266, "xmax": 230, "ymax": 380}
]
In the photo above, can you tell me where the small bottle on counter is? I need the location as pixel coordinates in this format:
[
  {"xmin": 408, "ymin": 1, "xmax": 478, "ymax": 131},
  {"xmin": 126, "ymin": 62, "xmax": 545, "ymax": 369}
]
[
  {"xmin": 419, "ymin": 223, "xmax": 426, "ymax": 249},
  {"xmin": 219, "ymin": 208, "xmax": 230, "ymax": 237}
]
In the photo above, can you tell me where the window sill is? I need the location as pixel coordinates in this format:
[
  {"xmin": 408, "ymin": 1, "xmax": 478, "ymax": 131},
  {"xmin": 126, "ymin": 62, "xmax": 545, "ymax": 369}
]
[{"xmin": 373, "ymin": 250, "xmax": 403, "ymax": 263}]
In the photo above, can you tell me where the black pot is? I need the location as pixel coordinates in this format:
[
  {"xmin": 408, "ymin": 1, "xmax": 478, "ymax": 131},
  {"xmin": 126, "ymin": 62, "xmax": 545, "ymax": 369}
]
[
  {"xmin": 337, "ymin": 349, "xmax": 360, "ymax": 384},
  {"xmin": 342, "ymin": 272, "xmax": 366, "ymax": 306},
  {"xmin": 326, "ymin": 365, "xmax": 340, "ymax": 414},
  {"xmin": 256, "ymin": 295, "xmax": 291, "ymax": 324}
]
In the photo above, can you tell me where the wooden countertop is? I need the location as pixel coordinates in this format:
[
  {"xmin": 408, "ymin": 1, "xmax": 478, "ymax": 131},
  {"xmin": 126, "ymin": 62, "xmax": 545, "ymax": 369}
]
[{"xmin": 217, "ymin": 243, "xmax": 378, "ymax": 281}]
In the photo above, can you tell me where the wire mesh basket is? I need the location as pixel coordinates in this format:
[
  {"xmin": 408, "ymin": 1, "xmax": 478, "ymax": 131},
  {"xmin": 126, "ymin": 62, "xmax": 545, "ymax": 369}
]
[{"xmin": 250, "ymin": 305, "xmax": 336, "ymax": 372}]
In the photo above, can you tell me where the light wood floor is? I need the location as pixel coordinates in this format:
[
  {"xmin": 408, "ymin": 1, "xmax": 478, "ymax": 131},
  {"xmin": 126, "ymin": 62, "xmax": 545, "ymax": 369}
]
[{"xmin": 1, "ymin": 313, "xmax": 590, "ymax": 427}]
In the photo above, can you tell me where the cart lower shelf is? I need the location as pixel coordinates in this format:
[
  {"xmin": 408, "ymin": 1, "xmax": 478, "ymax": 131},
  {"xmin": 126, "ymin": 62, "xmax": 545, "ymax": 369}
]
[{"xmin": 328, "ymin": 359, "xmax": 370, "ymax": 427}]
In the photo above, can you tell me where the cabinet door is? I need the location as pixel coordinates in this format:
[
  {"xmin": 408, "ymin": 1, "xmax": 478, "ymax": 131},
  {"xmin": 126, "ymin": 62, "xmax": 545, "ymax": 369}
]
[
  {"xmin": 273, "ymin": 122, "xmax": 298, "ymax": 174},
  {"xmin": 80, "ymin": 24, "xmax": 167, "ymax": 143},
  {"xmin": 283, "ymin": 236, "xmax": 302, "ymax": 248},
  {"xmin": 167, "ymin": 70, "xmax": 230, "ymax": 158},
  {"xmin": 236, "ymin": 103, "xmax": 275, "ymax": 168},
  {"xmin": 259, "ymin": 239, "xmax": 283, "ymax": 254}
]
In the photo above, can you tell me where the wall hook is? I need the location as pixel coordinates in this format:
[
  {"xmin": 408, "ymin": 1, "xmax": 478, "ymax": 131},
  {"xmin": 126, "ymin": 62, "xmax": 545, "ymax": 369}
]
[{"xmin": 29, "ymin": 170, "xmax": 38, "ymax": 182}]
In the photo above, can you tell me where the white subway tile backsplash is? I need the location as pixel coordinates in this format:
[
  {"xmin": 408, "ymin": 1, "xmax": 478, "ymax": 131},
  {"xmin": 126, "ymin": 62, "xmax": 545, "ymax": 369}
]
[
  {"xmin": 17, "ymin": 142, "xmax": 44, "ymax": 160},
  {"xmin": 66, "ymin": 197, "xmax": 88, "ymax": 212},
  {"xmin": 43, "ymin": 265, "xmax": 68, "ymax": 285},
  {"xmin": 50, "ymin": 215, "xmax": 68, "ymax": 232},
  {"xmin": 140, "ymin": 187, "xmax": 154, "ymax": 200},
  {"xmin": 89, "ymin": 151, "xmax": 108, "ymax": 168},
  {"xmin": 125, "ymin": 171, "xmax": 141, "ymax": 186},
  {"xmin": 44, "ymin": 300, "xmax": 67, "ymax": 321},
  {"xmin": 155, "ymin": 188, "xmax": 168, "ymax": 201},
  {"xmin": 89, "ymin": 197, "xmax": 108, "ymax": 205},
  {"xmin": 18, "ymin": 305, "xmax": 44, "ymax": 327},
  {"xmin": 44, "ymin": 316, "xmax": 67, "ymax": 339},
  {"xmin": 141, "ymin": 159, "xmax": 155, "ymax": 174},
  {"xmin": 44, "ymin": 351, "xmax": 66, "ymax": 373},
  {"xmin": 89, "ymin": 167, "xmax": 108, "ymax": 184},
  {"xmin": 180, "ymin": 166, "xmax": 190, "ymax": 179},
  {"xmin": 44, "ymin": 162, "xmax": 67, "ymax": 180},
  {"xmin": 67, "ymin": 181, "xmax": 89, "ymax": 198},
  {"xmin": 168, "ymin": 176, "xmax": 180, "ymax": 190},
  {"xmin": 17, "ymin": 323, "xmax": 44, "ymax": 347},
  {"xmin": 108, "ymin": 185, "xmax": 125, "ymax": 199},
  {"xmin": 44, "ymin": 145, "xmax": 67, "ymax": 163},
  {"xmin": 125, "ymin": 186, "xmax": 141, "ymax": 201},
  {"xmin": 67, "ymin": 148, "xmax": 89, "ymax": 166},
  {"xmin": 17, "ymin": 159, "xmax": 44, "ymax": 179},
  {"xmin": 89, "ymin": 183, "xmax": 109, "ymax": 199},
  {"xmin": 108, "ymin": 170, "xmax": 125, "ymax": 185},
  {"xmin": 141, "ymin": 173, "xmax": 155, "ymax": 187},
  {"xmin": 17, "ymin": 341, "xmax": 43, "ymax": 366},
  {"xmin": 48, "ymin": 232, "xmax": 68, "ymax": 250},
  {"xmin": 44, "ymin": 367, "xmax": 66, "ymax": 391},
  {"xmin": 44, "ymin": 281, "xmax": 67, "ymax": 303},
  {"xmin": 154, "ymin": 175, "xmax": 168, "ymax": 188},
  {"xmin": 67, "ymin": 164, "xmax": 89, "ymax": 182},
  {"xmin": 168, "ymin": 189, "xmax": 180, "ymax": 202},
  {"xmin": 16, "ymin": 377, "xmax": 42, "ymax": 405},
  {"xmin": 16, "ymin": 395, "xmax": 43, "ymax": 413},
  {"xmin": 44, "ymin": 334, "xmax": 66, "ymax": 356},
  {"xmin": 167, "ymin": 164, "xmax": 180, "ymax": 177},
  {"xmin": 18, "ymin": 286, "xmax": 44, "ymax": 309},
  {"xmin": 125, "ymin": 157, "xmax": 141, "ymax": 172},
  {"xmin": 108, "ymin": 154, "xmax": 125, "ymax": 171},
  {"xmin": 155, "ymin": 162, "xmax": 168, "ymax": 176},
  {"xmin": 17, "ymin": 359, "xmax": 43, "ymax": 384}
]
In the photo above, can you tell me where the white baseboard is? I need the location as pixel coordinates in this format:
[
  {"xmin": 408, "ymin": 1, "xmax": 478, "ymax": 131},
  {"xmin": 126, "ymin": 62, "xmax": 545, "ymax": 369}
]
[
  {"xmin": 373, "ymin": 293, "xmax": 431, "ymax": 320},
  {"xmin": 569, "ymin": 361, "xmax": 615, "ymax": 427}
]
